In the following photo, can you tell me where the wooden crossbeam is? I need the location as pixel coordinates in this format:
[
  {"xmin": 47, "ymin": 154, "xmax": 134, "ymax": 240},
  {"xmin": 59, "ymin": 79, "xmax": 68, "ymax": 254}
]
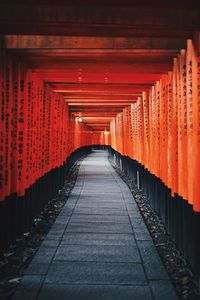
[
  {"xmin": 5, "ymin": 35, "xmax": 186, "ymax": 50},
  {"xmin": 0, "ymin": 5, "xmax": 198, "ymax": 37}
]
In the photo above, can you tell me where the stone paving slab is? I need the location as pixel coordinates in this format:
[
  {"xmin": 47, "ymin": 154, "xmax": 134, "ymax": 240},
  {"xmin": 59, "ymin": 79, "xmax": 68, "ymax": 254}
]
[
  {"xmin": 137, "ymin": 240, "xmax": 169, "ymax": 280},
  {"xmin": 133, "ymin": 227, "xmax": 153, "ymax": 241},
  {"xmin": 38, "ymin": 284, "xmax": 153, "ymax": 300},
  {"xmin": 72, "ymin": 207, "xmax": 128, "ymax": 215},
  {"xmin": 69, "ymin": 214, "xmax": 130, "ymax": 223},
  {"xmin": 76, "ymin": 194, "xmax": 124, "ymax": 200},
  {"xmin": 61, "ymin": 232, "xmax": 136, "ymax": 246},
  {"xmin": 12, "ymin": 275, "xmax": 44, "ymax": 300},
  {"xmin": 45, "ymin": 261, "xmax": 146, "ymax": 285},
  {"xmin": 150, "ymin": 280, "xmax": 178, "ymax": 300},
  {"xmin": 54, "ymin": 244, "xmax": 141, "ymax": 263},
  {"xmin": 66, "ymin": 222, "xmax": 133, "ymax": 233},
  {"xmin": 76, "ymin": 202, "xmax": 126, "ymax": 208},
  {"xmin": 25, "ymin": 263, "xmax": 50, "ymax": 275},
  {"xmin": 12, "ymin": 150, "xmax": 178, "ymax": 300},
  {"xmin": 67, "ymin": 219, "xmax": 132, "ymax": 228}
]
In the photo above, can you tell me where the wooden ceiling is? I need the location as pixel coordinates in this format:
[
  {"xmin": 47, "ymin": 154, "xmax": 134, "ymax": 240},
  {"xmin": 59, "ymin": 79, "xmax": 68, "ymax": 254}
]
[{"xmin": 1, "ymin": 2, "xmax": 200, "ymax": 131}]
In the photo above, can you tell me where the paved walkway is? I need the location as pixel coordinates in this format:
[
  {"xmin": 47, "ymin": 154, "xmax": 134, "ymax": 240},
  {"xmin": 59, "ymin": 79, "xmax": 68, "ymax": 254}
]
[{"xmin": 13, "ymin": 150, "xmax": 178, "ymax": 300}]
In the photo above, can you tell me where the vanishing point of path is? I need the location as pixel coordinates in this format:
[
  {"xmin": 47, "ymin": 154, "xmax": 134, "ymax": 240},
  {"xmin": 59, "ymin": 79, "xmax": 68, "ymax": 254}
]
[{"xmin": 12, "ymin": 150, "xmax": 178, "ymax": 300}]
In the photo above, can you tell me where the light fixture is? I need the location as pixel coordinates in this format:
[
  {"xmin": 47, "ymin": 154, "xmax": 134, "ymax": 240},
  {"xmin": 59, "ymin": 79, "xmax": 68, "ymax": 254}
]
[
  {"xmin": 104, "ymin": 129, "xmax": 109, "ymax": 135},
  {"xmin": 77, "ymin": 116, "xmax": 83, "ymax": 123},
  {"xmin": 77, "ymin": 113, "xmax": 83, "ymax": 123},
  {"xmin": 78, "ymin": 68, "xmax": 82, "ymax": 83}
]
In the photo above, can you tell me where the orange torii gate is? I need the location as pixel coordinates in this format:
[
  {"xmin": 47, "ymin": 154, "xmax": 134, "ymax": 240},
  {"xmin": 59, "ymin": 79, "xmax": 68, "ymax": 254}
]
[{"xmin": 111, "ymin": 39, "xmax": 200, "ymax": 213}]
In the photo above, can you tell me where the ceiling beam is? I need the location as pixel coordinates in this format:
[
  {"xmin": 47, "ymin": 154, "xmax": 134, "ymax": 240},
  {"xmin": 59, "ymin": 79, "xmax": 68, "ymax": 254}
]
[
  {"xmin": 6, "ymin": 49, "xmax": 179, "ymax": 56},
  {"xmin": 72, "ymin": 112, "xmax": 117, "ymax": 117},
  {"xmin": 0, "ymin": 1, "xmax": 197, "ymax": 8},
  {"xmin": 4, "ymin": 35, "xmax": 186, "ymax": 50},
  {"xmin": 0, "ymin": 5, "xmax": 198, "ymax": 37},
  {"xmin": 68, "ymin": 103, "xmax": 132, "ymax": 106},
  {"xmin": 63, "ymin": 94, "xmax": 141, "ymax": 98},
  {"xmin": 50, "ymin": 83, "xmax": 150, "ymax": 92},
  {"xmin": 70, "ymin": 107, "xmax": 123, "ymax": 111},
  {"xmin": 64, "ymin": 99, "xmax": 137, "ymax": 102},
  {"xmin": 33, "ymin": 65, "xmax": 171, "ymax": 76},
  {"xmin": 38, "ymin": 73, "xmax": 160, "ymax": 84}
]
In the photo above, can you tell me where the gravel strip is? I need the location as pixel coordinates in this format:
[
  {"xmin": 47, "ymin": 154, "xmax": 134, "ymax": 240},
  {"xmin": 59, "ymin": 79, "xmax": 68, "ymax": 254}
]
[{"xmin": 109, "ymin": 159, "xmax": 200, "ymax": 300}]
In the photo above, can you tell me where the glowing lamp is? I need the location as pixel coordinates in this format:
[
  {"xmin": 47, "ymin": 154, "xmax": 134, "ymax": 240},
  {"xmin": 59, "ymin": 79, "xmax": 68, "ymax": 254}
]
[
  {"xmin": 104, "ymin": 130, "xmax": 110, "ymax": 135},
  {"xmin": 77, "ymin": 116, "xmax": 83, "ymax": 123}
]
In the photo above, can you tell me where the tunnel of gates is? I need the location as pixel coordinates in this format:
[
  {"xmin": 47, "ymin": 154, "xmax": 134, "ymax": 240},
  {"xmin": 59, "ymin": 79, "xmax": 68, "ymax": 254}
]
[
  {"xmin": 0, "ymin": 49, "xmax": 109, "ymax": 254},
  {"xmin": 1, "ymin": 7, "xmax": 200, "ymax": 286}
]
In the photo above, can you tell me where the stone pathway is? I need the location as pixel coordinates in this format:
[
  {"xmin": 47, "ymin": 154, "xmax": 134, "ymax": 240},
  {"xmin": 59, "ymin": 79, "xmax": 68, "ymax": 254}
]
[{"xmin": 12, "ymin": 150, "xmax": 178, "ymax": 300}]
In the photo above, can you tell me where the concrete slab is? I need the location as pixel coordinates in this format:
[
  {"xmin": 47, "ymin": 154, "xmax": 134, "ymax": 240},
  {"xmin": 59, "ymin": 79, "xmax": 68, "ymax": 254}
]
[
  {"xmin": 45, "ymin": 261, "xmax": 147, "ymax": 285},
  {"xmin": 38, "ymin": 284, "xmax": 152, "ymax": 300},
  {"xmin": 150, "ymin": 280, "xmax": 179, "ymax": 300},
  {"xmin": 72, "ymin": 207, "xmax": 128, "ymax": 216},
  {"xmin": 12, "ymin": 275, "xmax": 44, "ymax": 300},
  {"xmin": 66, "ymin": 222, "xmax": 133, "ymax": 233},
  {"xmin": 30, "ymin": 246, "xmax": 57, "ymax": 264},
  {"xmin": 54, "ymin": 244, "xmax": 141, "ymax": 263},
  {"xmin": 69, "ymin": 214, "xmax": 130, "ymax": 223},
  {"xmin": 61, "ymin": 232, "xmax": 136, "ymax": 246},
  {"xmin": 76, "ymin": 202, "xmax": 126, "ymax": 209},
  {"xmin": 25, "ymin": 263, "xmax": 50, "ymax": 275},
  {"xmin": 137, "ymin": 240, "xmax": 169, "ymax": 280},
  {"xmin": 75, "ymin": 194, "xmax": 123, "ymax": 200},
  {"xmin": 133, "ymin": 228, "xmax": 153, "ymax": 241}
]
